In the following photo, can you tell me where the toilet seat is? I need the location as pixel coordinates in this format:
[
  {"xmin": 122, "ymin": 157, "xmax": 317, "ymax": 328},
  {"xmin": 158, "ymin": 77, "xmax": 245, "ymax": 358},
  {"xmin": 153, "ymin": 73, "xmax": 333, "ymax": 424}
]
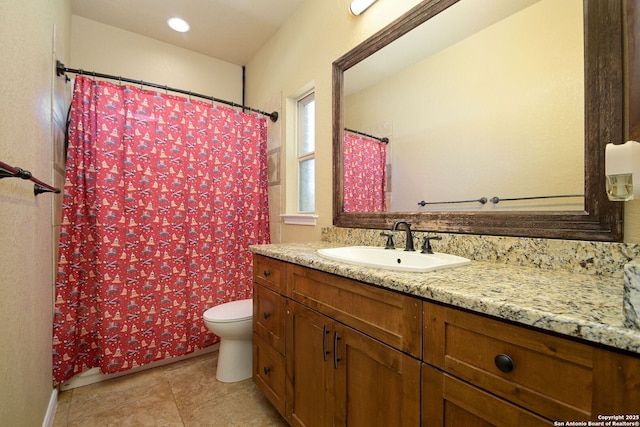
[{"xmin": 203, "ymin": 299, "xmax": 252, "ymax": 323}]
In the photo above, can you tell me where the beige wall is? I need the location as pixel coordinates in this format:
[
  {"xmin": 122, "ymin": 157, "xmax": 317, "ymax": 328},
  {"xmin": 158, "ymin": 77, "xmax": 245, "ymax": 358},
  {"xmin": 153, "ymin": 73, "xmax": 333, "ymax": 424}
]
[
  {"xmin": 0, "ymin": 0, "xmax": 71, "ymax": 424},
  {"xmin": 626, "ymin": 200, "xmax": 640, "ymax": 243},
  {"xmin": 70, "ymin": 16, "xmax": 243, "ymax": 104},
  {"xmin": 247, "ymin": 0, "xmax": 640, "ymax": 244},
  {"xmin": 246, "ymin": 0, "xmax": 423, "ymax": 243}
]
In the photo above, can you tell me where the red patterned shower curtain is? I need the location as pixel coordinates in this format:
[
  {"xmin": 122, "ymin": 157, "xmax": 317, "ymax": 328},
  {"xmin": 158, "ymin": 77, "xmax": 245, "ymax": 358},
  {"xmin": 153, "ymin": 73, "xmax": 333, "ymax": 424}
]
[
  {"xmin": 52, "ymin": 75, "xmax": 270, "ymax": 385},
  {"xmin": 343, "ymin": 132, "xmax": 387, "ymax": 212}
]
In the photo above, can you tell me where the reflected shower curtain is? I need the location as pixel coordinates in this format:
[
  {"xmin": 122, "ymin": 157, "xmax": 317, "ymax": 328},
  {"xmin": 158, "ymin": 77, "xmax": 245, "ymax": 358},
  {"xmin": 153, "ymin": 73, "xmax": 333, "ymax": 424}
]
[
  {"xmin": 52, "ymin": 75, "xmax": 270, "ymax": 385},
  {"xmin": 343, "ymin": 132, "xmax": 387, "ymax": 212}
]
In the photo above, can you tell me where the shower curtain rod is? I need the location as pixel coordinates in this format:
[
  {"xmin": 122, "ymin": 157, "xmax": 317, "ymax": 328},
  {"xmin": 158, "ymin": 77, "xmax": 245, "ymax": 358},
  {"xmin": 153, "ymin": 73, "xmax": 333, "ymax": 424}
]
[
  {"xmin": 344, "ymin": 127, "xmax": 389, "ymax": 144},
  {"xmin": 56, "ymin": 61, "xmax": 279, "ymax": 123}
]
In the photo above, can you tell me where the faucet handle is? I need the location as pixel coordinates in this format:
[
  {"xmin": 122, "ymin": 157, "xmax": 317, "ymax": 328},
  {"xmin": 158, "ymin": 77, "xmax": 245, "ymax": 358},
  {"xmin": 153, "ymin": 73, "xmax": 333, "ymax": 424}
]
[
  {"xmin": 421, "ymin": 235, "xmax": 442, "ymax": 254},
  {"xmin": 380, "ymin": 232, "xmax": 395, "ymax": 249}
]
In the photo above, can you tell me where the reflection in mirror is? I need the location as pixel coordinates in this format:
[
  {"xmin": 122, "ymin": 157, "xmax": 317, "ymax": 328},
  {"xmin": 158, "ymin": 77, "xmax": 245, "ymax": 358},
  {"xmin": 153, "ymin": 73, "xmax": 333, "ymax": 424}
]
[
  {"xmin": 333, "ymin": 0, "xmax": 624, "ymax": 241},
  {"xmin": 344, "ymin": 0, "xmax": 584, "ymax": 212},
  {"xmin": 343, "ymin": 129, "xmax": 388, "ymax": 212}
]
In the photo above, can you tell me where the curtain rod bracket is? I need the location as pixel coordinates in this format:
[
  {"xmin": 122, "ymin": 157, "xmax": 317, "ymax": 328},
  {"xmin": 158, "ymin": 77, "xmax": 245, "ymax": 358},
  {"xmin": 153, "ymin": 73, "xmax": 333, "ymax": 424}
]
[
  {"xmin": 56, "ymin": 60, "xmax": 66, "ymax": 77},
  {"xmin": 34, "ymin": 184, "xmax": 57, "ymax": 195}
]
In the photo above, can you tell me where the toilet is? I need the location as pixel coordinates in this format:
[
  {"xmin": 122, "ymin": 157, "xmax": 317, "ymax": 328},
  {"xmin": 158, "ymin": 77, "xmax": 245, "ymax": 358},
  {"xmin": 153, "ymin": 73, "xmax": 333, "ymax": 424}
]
[{"xmin": 203, "ymin": 298, "xmax": 253, "ymax": 382}]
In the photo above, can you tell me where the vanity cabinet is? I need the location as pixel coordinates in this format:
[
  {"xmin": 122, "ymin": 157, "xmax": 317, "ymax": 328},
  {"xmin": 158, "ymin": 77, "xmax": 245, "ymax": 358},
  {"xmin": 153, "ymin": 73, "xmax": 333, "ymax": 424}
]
[
  {"xmin": 252, "ymin": 255, "xmax": 422, "ymax": 426},
  {"xmin": 253, "ymin": 254, "xmax": 640, "ymax": 426}
]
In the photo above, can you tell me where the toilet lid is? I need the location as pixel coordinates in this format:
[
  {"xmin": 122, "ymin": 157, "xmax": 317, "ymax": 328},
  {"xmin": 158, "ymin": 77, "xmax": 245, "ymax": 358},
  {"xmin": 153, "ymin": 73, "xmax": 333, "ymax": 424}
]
[{"xmin": 203, "ymin": 299, "xmax": 253, "ymax": 323}]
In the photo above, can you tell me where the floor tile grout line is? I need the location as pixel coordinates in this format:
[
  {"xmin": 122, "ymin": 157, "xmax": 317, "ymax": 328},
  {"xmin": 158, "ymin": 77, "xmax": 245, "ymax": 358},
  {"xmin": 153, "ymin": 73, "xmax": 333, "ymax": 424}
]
[{"xmin": 163, "ymin": 367, "xmax": 187, "ymax": 427}]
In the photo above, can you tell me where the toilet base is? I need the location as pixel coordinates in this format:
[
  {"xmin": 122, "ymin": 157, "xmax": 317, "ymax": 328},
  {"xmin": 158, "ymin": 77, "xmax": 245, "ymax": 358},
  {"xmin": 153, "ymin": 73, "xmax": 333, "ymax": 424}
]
[{"xmin": 215, "ymin": 337, "xmax": 252, "ymax": 383}]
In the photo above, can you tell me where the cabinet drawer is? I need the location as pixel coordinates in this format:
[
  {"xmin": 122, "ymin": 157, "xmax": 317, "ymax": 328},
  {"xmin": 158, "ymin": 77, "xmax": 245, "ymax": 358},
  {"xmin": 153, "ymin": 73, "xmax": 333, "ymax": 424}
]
[
  {"xmin": 424, "ymin": 302, "xmax": 594, "ymax": 422},
  {"xmin": 422, "ymin": 364, "xmax": 551, "ymax": 426},
  {"xmin": 253, "ymin": 283, "xmax": 286, "ymax": 354},
  {"xmin": 254, "ymin": 255, "xmax": 287, "ymax": 295},
  {"xmin": 289, "ymin": 264, "xmax": 422, "ymax": 358},
  {"xmin": 253, "ymin": 333, "xmax": 286, "ymax": 417}
]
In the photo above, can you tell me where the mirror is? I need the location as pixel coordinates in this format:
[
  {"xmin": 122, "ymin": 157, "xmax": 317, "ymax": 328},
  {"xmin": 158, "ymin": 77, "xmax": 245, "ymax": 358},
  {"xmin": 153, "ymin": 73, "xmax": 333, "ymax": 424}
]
[
  {"xmin": 345, "ymin": 0, "xmax": 585, "ymax": 213},
  {"xmin": 332, "ymin": 0, "xmax": 624, "ymax": 241}
]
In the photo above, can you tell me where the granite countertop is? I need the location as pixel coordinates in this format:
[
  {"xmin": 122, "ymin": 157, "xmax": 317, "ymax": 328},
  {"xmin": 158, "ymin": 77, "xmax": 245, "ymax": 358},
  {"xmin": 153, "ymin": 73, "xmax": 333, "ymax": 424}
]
[{"xmin": 250, "ymin": 242, "xmax": 640, "ymax": 355}]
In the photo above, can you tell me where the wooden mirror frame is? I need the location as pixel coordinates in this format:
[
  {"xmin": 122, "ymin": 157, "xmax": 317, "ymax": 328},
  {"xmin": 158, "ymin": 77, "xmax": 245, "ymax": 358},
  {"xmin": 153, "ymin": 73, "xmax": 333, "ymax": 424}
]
[{"xmin": 332, "ymin": 0, "xmax": 624, "ymax": 242}]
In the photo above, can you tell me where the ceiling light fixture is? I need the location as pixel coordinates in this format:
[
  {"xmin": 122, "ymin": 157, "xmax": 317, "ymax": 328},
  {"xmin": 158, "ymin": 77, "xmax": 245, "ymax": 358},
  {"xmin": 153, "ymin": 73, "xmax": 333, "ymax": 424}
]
[
  {"xmin": 349, "ymin": 0, "xmax": 378, "ymax": 16},
  {"xmin": 167, "ymin": 17, "xmax": 190, "ymax": 33}
]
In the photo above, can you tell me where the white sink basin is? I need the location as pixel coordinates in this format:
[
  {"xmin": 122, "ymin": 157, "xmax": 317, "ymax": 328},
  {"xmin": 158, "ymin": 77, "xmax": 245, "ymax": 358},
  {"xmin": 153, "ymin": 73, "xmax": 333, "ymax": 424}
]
[{"xmin": 317, "ymin": 246, "xmax": 471, "ymax": 273}]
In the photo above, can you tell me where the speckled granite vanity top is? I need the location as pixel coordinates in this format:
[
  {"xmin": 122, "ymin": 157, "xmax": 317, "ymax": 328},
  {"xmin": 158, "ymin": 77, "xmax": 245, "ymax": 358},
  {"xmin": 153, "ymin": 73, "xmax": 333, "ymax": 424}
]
[{"xmin": 250, "ymin": 241, "xmax": 640, "ymax": 355}]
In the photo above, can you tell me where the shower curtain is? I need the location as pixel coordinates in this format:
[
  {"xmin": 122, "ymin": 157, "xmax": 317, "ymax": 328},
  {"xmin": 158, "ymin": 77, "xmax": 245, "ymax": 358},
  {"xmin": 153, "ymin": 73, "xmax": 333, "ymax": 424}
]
[
  {"xmin": 343, "ymin": 132, "xmax": 387, "ymax": 212},
  {"xmin": 52, "ymin": 75, "xmax": 270, "ymax": 385}
]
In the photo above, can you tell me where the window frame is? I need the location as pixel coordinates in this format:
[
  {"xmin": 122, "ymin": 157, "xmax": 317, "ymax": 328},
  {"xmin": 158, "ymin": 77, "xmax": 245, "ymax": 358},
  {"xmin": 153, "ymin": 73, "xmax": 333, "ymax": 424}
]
[{"xmin": 296, "ymin": 91, "xmax": 315, "ymax": 213}]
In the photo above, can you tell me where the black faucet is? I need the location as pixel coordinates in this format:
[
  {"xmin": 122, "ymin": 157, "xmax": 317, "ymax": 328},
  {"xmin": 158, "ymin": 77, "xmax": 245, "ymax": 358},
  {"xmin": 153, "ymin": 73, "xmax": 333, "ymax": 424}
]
[{"xmin": 391, "ymin": 220, "xmax": 415, "ymax": 251}]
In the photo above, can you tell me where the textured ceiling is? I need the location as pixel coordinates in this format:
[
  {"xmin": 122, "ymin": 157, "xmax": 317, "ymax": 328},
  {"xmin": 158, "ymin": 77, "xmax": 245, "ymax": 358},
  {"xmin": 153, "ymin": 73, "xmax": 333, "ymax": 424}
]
[{"xmin": 71, "ymin": 0, "xmax": 307, "ymax": 66}]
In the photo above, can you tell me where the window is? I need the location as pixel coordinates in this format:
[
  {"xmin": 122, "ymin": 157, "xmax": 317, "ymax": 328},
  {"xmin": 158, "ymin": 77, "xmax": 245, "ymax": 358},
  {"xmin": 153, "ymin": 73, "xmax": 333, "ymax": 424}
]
[{"xmin": 297, "ymin": 92, "xmax": 315, "ymax": 213}]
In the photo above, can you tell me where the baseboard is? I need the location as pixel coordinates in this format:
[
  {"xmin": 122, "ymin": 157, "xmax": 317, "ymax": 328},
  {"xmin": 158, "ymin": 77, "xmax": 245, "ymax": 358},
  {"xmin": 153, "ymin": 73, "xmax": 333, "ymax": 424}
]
[
  {"xmin": 41, "ymin": 388, "xmax": 58, "ymax": 427},
  {"xmin": 60, "ymin": 344, "xmax": 219, "ymax": 391}
]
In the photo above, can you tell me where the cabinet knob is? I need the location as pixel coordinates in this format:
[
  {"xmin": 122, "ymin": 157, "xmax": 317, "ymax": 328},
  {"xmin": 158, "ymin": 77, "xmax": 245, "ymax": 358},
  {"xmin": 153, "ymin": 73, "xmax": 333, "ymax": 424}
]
[
  {"xmin": 263, "ymin": 270, "xmax": 271, "ymax": 277},
  {"xmin": 494, "ymin": 353, "xmax": 514, "ymax": 373},
  {"xmin": 263, "ymin": 366, "xmax": 271, "ymax": 375},
  {"xmin": 263, "ymin": 312, "xmax": 271, "ymax": 319}
]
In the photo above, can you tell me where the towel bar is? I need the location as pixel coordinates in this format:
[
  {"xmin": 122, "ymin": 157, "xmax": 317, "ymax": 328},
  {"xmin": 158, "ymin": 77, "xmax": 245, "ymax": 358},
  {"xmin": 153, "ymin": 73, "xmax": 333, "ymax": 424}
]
[{"xmin": 0, "ymin": 160, "xmax": 61, "ymax": 195}]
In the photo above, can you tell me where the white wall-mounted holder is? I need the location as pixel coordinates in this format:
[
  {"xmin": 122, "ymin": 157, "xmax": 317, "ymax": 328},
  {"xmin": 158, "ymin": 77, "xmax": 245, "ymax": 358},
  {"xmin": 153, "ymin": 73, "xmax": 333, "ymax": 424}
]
[
  {"xmin": 349, "ymin": 0, "xmax": 378, "ymax": 16},
  {"xmin": 605, "ymin": 140, "xmax": 640, "ymax": 201}
]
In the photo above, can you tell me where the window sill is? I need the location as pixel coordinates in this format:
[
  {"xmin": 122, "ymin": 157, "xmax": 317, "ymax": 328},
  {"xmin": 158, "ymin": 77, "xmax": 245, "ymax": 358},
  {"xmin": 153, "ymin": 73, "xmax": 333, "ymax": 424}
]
[{"xmin": 280, "ymin": 214, "xmax": 318, "ymax": 226}]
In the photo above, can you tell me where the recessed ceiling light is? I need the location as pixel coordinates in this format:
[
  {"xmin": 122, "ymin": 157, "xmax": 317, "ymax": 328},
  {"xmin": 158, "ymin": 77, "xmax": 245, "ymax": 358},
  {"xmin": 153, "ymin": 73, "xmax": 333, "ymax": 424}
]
[{"xmin": 167, "ymin": 17, "xmax": 190, "ymax": 33}]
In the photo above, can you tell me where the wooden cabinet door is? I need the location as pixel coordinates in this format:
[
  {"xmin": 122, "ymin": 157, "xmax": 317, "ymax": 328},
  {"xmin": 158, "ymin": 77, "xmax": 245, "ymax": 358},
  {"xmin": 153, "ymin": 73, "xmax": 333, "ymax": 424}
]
[
  {"xmin": 422, "ymin": 364, "xmax": 551, "ymax": 427},
  {"xmin": 288, "ymin": 302, "xmax": 334, "ymax": 427},
  {"xmin": 288, "ymin": 301, "xmax": 421, "ymax": 427},
  {"xmin": 333, "ymin": 324, "xmax": 421, "ymax": 427},
  {"xmin": 592, "ymin": 348, "xmax": 640, "ymax": 415}
]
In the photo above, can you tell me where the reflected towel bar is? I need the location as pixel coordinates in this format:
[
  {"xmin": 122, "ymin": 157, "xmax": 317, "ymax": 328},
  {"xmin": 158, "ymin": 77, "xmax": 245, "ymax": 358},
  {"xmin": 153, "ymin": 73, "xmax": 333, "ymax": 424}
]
[
  {"xmin": 490, "ymin": 194, "xmax": 583, "ymax": 204},
  {"xmin": 418, "ymin": 197, "xmax": 488, "ymax": 206},
  {"xmin": 418, "ymin": 194, "xmax": 584, "ymax": 206},
  {"xmin": 0, "ymin": 160, "xmax": 61, "ymax": 195}
]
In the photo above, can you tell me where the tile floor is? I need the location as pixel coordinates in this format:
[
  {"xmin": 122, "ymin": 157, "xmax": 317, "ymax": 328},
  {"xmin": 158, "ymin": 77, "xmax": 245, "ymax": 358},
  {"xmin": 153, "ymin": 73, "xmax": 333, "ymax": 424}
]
[{"xmin": 53, "ymin": 352, "xmax": 288, "ymax": 426}]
